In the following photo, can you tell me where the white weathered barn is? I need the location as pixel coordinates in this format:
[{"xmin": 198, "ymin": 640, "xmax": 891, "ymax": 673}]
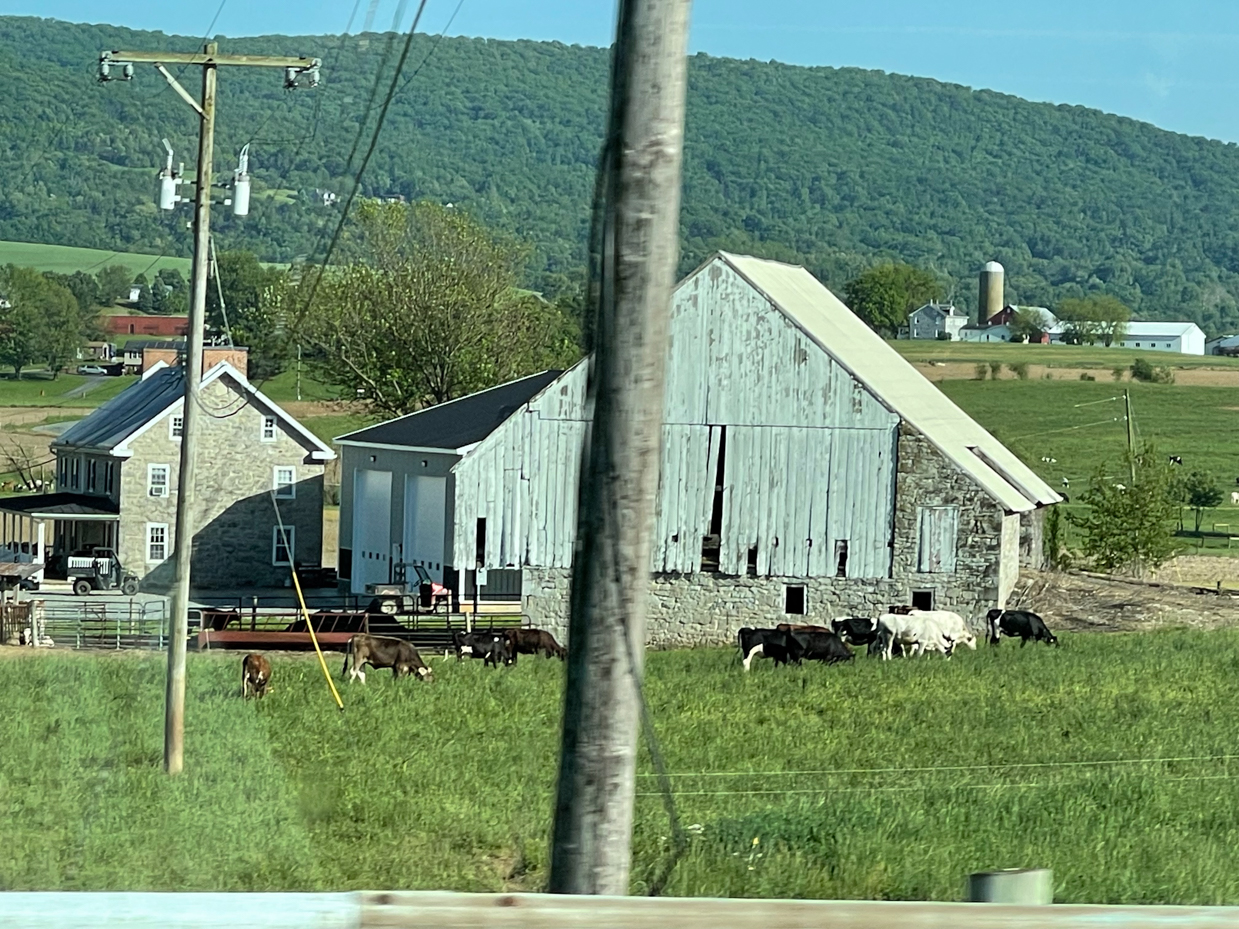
[{"xmin": 336, "ymin": 252, "xmax": 1060, "ymax": 644}]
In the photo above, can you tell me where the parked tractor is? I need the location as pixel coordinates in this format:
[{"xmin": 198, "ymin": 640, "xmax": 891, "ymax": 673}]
[{"xmin": 66, "ymin": 548, "xmax": 139, "ymax": 596}]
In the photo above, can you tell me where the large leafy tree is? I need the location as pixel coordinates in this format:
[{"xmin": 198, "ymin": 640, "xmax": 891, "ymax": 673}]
[
  {"xmin": 296, "ymin": 200, "xmax": 579, "ymax": 416},
  {"xmin": 206, "ymin": 251, "xmax": 291, "ymax": 381},
  {"xmin": 1183, "ymin": 469, "xmax": 1224, "ymax": 533},
  {"xmin": 1057, "ymin": 294, "xmax": 1130, "ymax": 346},
  {"xmin": 1068, "ymin": 445, "xmax": 1179, "ymax": 576},
  {"xmin": 0, "ymin": 265, "xmax": 81, "ymax": 377},
  {"xmin": 844, "ymin": 263, "xmax": 944, "ymax": 334}
]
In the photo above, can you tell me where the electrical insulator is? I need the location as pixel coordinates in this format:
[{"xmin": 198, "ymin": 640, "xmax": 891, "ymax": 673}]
[
  {"xmin": 98, "ymin": 60, "xmax": 111, "ymax": 82},
  {"xmin": 122, "ymin": 62, "xmax": 134, "ymax": 80},
  {"xmin": 284, "ymin": 67, "xmax": 297, "ymax": 89},
  {"xmin": 304, "ymin": 64, "xmax": 320, "ymax": 88},
  {"xmin": 232, "ymin": 143, "xmax": 251, "ymax": 217},
  {"xmin": 157, "ymin": 138, "xmax": 181, "ymax": 211}
]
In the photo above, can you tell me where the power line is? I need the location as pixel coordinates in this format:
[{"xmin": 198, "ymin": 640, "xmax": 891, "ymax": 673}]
[{"xmin": 397, "ymin": 0, "xmax": 465, "ymax": 96}]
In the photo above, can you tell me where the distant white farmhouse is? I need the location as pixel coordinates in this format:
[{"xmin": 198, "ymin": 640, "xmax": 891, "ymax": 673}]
[
  {"xmin": 1048, "ymin": 321, "xmax": 1204, "ymax": 355},
  {"xmin": 907, "ymin": 302, "xmax": 968, "ymax": 340},
  {"xmin": 958, "ymin": 323, "xmax": 1013, "ymax": 343}
]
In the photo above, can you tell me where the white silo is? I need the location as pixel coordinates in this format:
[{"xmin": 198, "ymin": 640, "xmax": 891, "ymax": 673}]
[{"xmin": 978, "ymin": 260, "xmax": 1005, "ymax": 325}]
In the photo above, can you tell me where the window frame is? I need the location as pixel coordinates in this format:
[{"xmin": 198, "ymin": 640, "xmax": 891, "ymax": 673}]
[
  {"xmin": 260, "ymin": 415, "xmax": 278, "ymax": 442},
  {"xmin": 70, "ymin": 457, "xmax": 81, "ymax": 491},
  {"xmin": 86, "ymin": 459, "xmax": 98, "ymax": 493},
  {"xmin": 146, "ymin": 522, "xmax": 169, "ymax": 563},
  {"xmin": 103, "ymin": 461, "xmax": 115, "ymax": 496},
  {"xmin": 273, "ymin": 466, "xmax": 296, "ymax": 499},
  {"xmin": 148, "ymin": 463, "xmax": 170, "ymax": 498},
  {"xmin": 272, "ymin": 525, "xmax": 295, "ymax": 566},
  {"xmin": 169, "ymin": 414, "xmax": 184, "ymax": 440}
]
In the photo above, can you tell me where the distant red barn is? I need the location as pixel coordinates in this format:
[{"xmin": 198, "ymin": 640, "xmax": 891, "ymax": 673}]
[{"xmin": 105, "ymin": 315, "xmax": 189, "ymax": 337}]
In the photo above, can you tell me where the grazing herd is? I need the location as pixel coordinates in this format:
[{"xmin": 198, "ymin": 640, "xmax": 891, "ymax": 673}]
[
  {"xmin": 238, "ymin": 625, "xmax": 568, "ymax": 697},
  {"xmin": 738, "ymin": 607, "xmax": 1056, "ymax": 672}
]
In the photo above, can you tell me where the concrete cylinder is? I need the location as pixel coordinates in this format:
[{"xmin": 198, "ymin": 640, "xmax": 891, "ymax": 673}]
[
  {"xmin": 978, "ymin": 260, "xmax": 1004, "ymax": 326},
  {"xmin": 968, "ymin": 868, "xmax": 1052, "ymax": 904}
]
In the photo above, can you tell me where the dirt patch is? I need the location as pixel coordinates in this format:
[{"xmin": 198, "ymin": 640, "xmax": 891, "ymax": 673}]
[
  {"xmin": 913, "ymin": 362, "xmax": 1239, "ymax": 386},
  {"xmin": 0, "ymin": 406, "xmax": 92, "ymax": 427},
  {"xmin": 1012, "ymin": 569, "xmax": 1239, "ymax": 633}
]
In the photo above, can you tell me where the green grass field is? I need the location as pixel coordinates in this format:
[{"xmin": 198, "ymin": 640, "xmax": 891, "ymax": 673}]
[
  {"xmin": 891, "ymin": 340, "xmax": 1239, "ymax": 371},
  {"xmin": 0, "ymin": 374, "xmax": 136, "ymax": 408},
  {"xmin": 6, "ymin": 635, "xmax": 1239, "ymax": 902},
  {"xmin": 0, "ymin": 240, "xmax": 190, "ymax": 277}
]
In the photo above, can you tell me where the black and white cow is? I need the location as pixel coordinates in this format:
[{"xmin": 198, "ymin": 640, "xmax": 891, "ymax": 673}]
[
  {"xmin": 830, "ymin": 617, "xmax": 881, "ymax": 651},
  {"xmin": 452, "ymin": 630, "xmax": 515, "ymax": 667},
  {"xmin": 737, "ymin": 627, "xmax": 803, "ymax": 671},
  {"xmin": 986, "ymin": 609, "xmax": 1058, "ymax": 647}
]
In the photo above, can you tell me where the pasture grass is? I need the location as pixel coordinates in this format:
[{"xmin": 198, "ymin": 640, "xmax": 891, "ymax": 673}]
[
  {"xmin": 5, "ymin": 633, "xmax": 1239, "ymax": 902},
  {"xmin": 0, "ymin": 374, "xmax": 136, "ymax": 408},
  {"xmin": 890, "ymin": 339, "xmax": 1239, "ymax": 371},
  {"xmin": 0, "ymin": 240, "xmax": 190, "ymax": 277}
]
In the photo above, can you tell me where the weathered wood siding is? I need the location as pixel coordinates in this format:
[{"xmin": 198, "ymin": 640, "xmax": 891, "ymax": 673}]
[{"xmin": 453, "ymin": 258, "xmax": 900, "ymax": 578}]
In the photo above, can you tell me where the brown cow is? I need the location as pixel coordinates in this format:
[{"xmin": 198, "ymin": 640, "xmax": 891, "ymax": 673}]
[
  {"xmin": 776, "ymin": 623, "xmax": 833, "ymax": 634},
  {"xmin": 341, "ymin": 634, "xmax": 434, "ymax": 684},
  {"xmin": 505, "ymin": 627, "xmax": 566, "ymax": 660},
  {"xmin": 241, "ymin": 653, "xmax": 272, "ymax": 699}
]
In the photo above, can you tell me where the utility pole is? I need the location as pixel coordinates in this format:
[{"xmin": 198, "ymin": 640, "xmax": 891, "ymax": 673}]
[
  {"xmin": 98, "ymin": 44, "xmax": 320, "ymax": 775},
  {"xmin": 548, "ymin": 0, "xmax": 691, "ymax": 896},
  {"xmin": 1124, "ymin": 389, "xmax": 1136, "ymax": 484}
]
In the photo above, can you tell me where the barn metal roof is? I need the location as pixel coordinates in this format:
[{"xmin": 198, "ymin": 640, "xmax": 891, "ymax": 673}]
[
  {"xmin": 335, "ymin": 370, "xmax": 565, "ymax": 452},
  {"xmin": 719, "ymin": 252, "xmax": 1061, "ymax": 513},
  {"xmin": 0, "ymin": 492, "xmax": 119, "ymax": 520},
  {"xmin": 53, "ymin": 361, "xmax": 335, "ymax": 461}
]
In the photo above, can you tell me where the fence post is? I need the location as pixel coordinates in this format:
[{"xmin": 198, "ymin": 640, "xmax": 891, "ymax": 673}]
[{"xmin": 968, "ymin": 868, "xmax": 1053, "ymax": 904}]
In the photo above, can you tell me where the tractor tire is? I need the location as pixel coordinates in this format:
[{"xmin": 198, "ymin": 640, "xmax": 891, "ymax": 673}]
[
  {"xmin": 73, "ymin": 579, "xmax": 93, "ymax": 597},
  {"xmin": 121, "ymin": 578, "xmax": 138, "ymax": 597}
]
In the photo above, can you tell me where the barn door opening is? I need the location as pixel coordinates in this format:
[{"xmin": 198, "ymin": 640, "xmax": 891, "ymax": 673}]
[{"xmin": 701, "ymin": 426, "xmax": 726, "ymax": 571}]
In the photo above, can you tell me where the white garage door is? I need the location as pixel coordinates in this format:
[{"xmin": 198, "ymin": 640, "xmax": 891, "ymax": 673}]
[
  {"xmin": 352, "ymin": 469, "xmax": 392, "ymax": 595},
  {"xmin": 403, "ymin": 475, "xmax": 447, "ymax": 583}
]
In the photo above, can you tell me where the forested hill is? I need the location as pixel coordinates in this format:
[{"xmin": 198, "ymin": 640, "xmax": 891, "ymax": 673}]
[{"xmin": 8, "ymin": 16, "xmax": 1239, "ymax": 332}]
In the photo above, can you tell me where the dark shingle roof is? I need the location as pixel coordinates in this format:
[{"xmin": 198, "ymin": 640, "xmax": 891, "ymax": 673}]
[
  {"xmin": 0, "ymin": 492, "xmax": 119, "ymax": 518},
  {"xmin": 54, "ymin": 365, "xmax": 185, "ymax": 452},
  {"xmin": 337, "ymin": 370, "xmax": 563, "ymax": 451}
]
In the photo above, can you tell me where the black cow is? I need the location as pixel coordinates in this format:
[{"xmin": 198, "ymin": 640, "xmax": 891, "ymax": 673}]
[
  {"xmin": 341, "ymin": 634, "xmax": 434, "ymax": 684},
  {"xmin": 788, "ymin": 630, "xmax": 854, "ymax": 665},
  {"xmin": 986, "ymin": 608, "xmax": 1058, "ymax": 647},
  {"xmin": 830, "ymin": 617, "xmax": 879, "ymax": 648},
  {"xmin": 453, "ymin": 630, "xmax": 515, "ymax": 667},
  {"xmin": 506, "ymin": 627, "xmax": 567, "ymax": 660},
  {"xmin": 737, "ymin": 627, "xmax": 803, "ymax": 671}
]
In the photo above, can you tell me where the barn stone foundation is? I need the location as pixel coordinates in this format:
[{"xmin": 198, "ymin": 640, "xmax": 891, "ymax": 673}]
[{"xmin": 522, "ymin": 425, "xmax": 1043, "ymax": 648}]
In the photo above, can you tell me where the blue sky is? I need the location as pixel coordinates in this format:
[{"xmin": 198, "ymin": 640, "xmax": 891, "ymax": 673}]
[{"xmin": 8, "ymin": 0, "xmax": 1239, "ymax": 142}]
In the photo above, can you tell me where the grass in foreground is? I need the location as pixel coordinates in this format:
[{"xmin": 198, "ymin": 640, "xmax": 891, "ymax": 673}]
[{"xmin": 5, "ymin": 631, "xmax": 1239, "ymax": 902}]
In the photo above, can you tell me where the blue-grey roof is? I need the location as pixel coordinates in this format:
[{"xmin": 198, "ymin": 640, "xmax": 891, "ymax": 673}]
[{"xmin": 54, "ymin": 365, "xmax": 185, "ymax": 452}]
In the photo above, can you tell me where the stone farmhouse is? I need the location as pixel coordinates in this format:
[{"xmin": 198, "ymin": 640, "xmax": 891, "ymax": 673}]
[
  {"xmin": 335, "ymin": 252, "xmax": 1060, "ymax": 646},
  {"xmin": 0, "ymin": 359, "xmax": 335, "ymax": 589}
]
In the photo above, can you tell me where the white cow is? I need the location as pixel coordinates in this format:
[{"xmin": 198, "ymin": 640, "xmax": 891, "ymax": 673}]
[
  {"xmin": 909, "ymin": 609, "xmax": 977, "ymax": 653},
  {"xmin": 876, "ymin": 613, "xmax": 953, "ymax": 660},
  {"xmin": 1231, "ymin": 491, "xmax": 1239, "ymax": 505}
]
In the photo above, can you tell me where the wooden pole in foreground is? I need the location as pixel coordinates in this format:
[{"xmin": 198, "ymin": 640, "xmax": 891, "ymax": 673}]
[{"xmin": 548, "ymin": 0, "xmax": 692, "ymax": 896}]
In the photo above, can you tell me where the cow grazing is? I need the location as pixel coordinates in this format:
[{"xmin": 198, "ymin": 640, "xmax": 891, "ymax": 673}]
[
  {"xmin": 909, "ymin": 609, "xmax": 977, "ymax": 652},
  {"xmin": 830, "ymin": 617, "xmax": 880, "ymax": 649},
  {"xmin": 241, "ymin": 653, "xmax": 272, "ymax": 699},
  {"xmin": 453, "ymin": 630, "xmax": 515, "ymax": 667},
  {"xmin": 788, "ymin": 629, "xmax": 854, "ymax": 665},
  {"xmin": 1231, "ymin": 491, "xmax": 1239, "ymax": 505},
  {"xmin": 342, "ymin": 634, "xmax": 434, "ymax": 684},
  {"xmin": 505, "ymin": 627, "xmax": 566, "ymax": 660},
  {"xmin": 986, "ymin": 608, "xmax": 1058, "ymax": 647},
  {"xmin": 737, "ymin": 627, "xmax": 803, "ymax": 671},
  {"xmin": 876, "ymin": 613, "xmax": 952, "ymax": 660}
]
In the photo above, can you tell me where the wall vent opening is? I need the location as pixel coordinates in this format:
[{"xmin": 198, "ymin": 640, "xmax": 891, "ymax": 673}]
[
  {"xmin": 784, "ymin": 585, "xmax": 806, "ymax": 615},
  {"xmin": 911, "ymin": 589, "xmax": 934, "ymax": 611},
  {"xmin": 834, "ymin": 540, "xmax": 849, "ymax": 578}
]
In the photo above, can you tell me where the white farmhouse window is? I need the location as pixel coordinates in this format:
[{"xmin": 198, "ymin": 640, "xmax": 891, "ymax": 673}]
[
  {"xmin": 148, "ymin": 464, "xmax": 170, "ymax": 498},
  {"xmin": 261, "ymin": 416, "xmax": 277, "ymax": 442},
  {"xmin": 272, "ymin": 525, "xmax": 295, "ymax": 566},
  {"xmin": 273, "ymin": 466, "xmax": 296, "ymax": 499},
  {"xmin": 916, "ymin": 505, "xmax": 959, "ymax": 573},
  {"xmin": 170, "ymin": 415, "xmax": 183, "ymax": 439},
  {"xmin": 147, "ymin": 523, "xmax": 168, "ymax": 563}
]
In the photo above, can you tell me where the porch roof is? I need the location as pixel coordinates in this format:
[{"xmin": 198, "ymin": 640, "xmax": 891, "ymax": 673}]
[{"xmin": 0, "ymin": 493, "xmax": 119, "ymax": 521}]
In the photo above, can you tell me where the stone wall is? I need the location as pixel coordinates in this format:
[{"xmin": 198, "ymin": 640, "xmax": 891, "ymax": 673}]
[
  {"xmin": 523, "ymin": 423, "xmax": 1023, "ymax": 647},
  {"xmin": 118, "ymin": 376, "xmax": 326, "ymax": 590}
]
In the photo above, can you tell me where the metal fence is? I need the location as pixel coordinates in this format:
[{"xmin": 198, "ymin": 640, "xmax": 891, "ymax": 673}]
[
  {"xmin": 3, "ymin": 891, "xmax": 1239, "ymax": 928},
  {"xmin": 41, "ymin": 598, "xmax": 170, "ymax": 650}
]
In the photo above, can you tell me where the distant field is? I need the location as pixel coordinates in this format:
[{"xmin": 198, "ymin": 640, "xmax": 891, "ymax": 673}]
[
  {"xmin": 7, "ymin": 635, "xmax": 1239, "ymax": 903},
  {"xmin": 0, "ymin": 373, "xmax": 136, "ymax": 408},
  {"xmin": 0, "ymin": 240, "xmax": 190, "ymax": 277},
  {"xmin": 891, "ymin": 339, "xmax": 1239, "ymax": 371}
]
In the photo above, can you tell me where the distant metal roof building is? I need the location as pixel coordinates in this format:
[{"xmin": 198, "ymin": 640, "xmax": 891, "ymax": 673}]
[
  {"xmin": 335, "ymin": 370, "xmax": 564, "ymax": 452},
  {"xmin": 721, "ymin": 252, "xmax": 1061, "ymax": 513}
]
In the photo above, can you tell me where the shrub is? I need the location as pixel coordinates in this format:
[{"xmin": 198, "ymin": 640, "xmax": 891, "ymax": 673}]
[
  {"xmin": 1043, "ymin": 372, "xmax": 1054, "ymax": 380},
  {"xmin": 1080, "ymin": 373, "xmax": 1096, "ymax": 381},
  {"xmin": 1131, "ymin": 357, "xmax": 1155, "ymax": 382},
  {"xmin": 1154, "ymin": 366, "xmax": 1175, "ymax": 384},
  {"xmin": 1009, "ymin": 362, "xmax": 1030, "ymax": 380},
  {"xmin": 989, "ymin": 361, "xmax": 1003, "ymax": 379},
  {"xmin": 1112, "ymin": 366, "xmax": 1125, "ymax": 381},
  {"xmin": 974, "ymin": 364, "xmax": 988, "ymax": 380}
]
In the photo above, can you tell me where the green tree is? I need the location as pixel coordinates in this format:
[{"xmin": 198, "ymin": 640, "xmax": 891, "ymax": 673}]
[
  {"xmin": 95, "ymin": 265, "xmax": 134, "ymax": 305},
  {"xmin": 44, "ymin": 270, "xmax": 101, "ymax": 314},
  {"xmin": 297, "ymin": 200, "xmax": 580, "ymax": 415},
  {"xmin": 1058, "ymin": 295, "xmax": 1130, "ymax": 346},
  {"xmin": 207, "ymin": 251, "xmax": 291, "ymax": 380},
  {"xmin": 153, "ymin": 268, "xmax": 189, "ymax": 315},
  {"xmin": 1183, "ymin": 469, "xmax": 1224, "ymax": 532},
  {"xmin": 843, "ymin": 263, "xmax": 944, "ymax": 335},
  {"xmin": 0, "ymin": 265, "xmax": 81, "ymax": 377},
  {"xmin": 1068, "ymin": 445, "xmax": 1179, "ymax": 576},
  {"xmin": 1042, "ymin": 505, "xmax": 1071, "ymax": 570},
  {"xmin": 1007, "ymin": 307, "xmax": 1050, "ymax": 342}
]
